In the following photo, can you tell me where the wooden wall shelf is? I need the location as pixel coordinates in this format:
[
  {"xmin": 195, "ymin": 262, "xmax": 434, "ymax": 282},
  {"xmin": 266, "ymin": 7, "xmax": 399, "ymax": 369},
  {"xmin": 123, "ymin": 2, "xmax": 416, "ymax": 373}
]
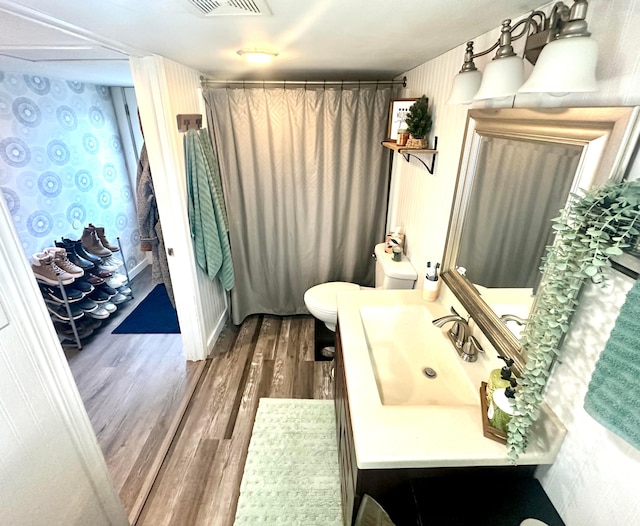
[{"xmin": 382, "ymin": 136, "xmax": 438, "ymax": 174}]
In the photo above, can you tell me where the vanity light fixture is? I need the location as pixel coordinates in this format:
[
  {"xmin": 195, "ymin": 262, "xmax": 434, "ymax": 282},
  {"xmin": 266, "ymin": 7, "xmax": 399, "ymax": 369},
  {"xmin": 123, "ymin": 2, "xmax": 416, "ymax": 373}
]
[
  {"xmin": 447, "ymin": 0, "xmax": 597, "ymax": 104},
  {"xmin": 236, "ymin": 48, "xmax": 278, "ymax": 65}
]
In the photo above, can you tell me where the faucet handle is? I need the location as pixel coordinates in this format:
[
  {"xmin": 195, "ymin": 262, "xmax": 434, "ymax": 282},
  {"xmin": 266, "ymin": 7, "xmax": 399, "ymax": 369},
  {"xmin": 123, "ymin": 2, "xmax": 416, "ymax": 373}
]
[
  {"xmin": 449, "ymin": 305, "xmax": 467, "ymax": 320},
  {"xmin": 463, "ymin": 335, "xmax": 484, "ymax": 356}
]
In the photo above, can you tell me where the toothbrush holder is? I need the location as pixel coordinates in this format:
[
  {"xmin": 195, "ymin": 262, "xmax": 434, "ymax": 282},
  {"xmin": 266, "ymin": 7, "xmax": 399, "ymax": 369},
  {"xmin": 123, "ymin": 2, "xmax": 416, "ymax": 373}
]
[{"xmin": 422, "ymin": 278, "xmax": 441, "ymax": 302}]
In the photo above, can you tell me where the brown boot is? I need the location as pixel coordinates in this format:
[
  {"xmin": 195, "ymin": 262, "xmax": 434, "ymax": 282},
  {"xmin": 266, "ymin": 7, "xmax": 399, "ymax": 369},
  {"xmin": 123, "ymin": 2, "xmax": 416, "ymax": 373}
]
[
  {"xmin": 31, "ymin": 252, "xmax": 75, "ymax": 285},
  {"xmin": 81, "ymin": 225, "xmax": 112, "ymax": 257},
  {"xmin": 92, "ymin": 225, "xmax": 119, "ymax": 252},
  {"xmin": 45, "ymin": 247, "xmax": 84, "ymax": 278}
]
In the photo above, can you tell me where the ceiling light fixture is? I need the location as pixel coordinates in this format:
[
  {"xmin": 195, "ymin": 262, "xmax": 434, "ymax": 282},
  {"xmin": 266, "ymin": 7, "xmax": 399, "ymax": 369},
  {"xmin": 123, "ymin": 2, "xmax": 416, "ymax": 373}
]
[
  {"xmin": 236, "ymin": 48, "xmax": 278, "ymax": 65},
  {"xmin": 447, "ymin": 0, "xmax": 598, "ymax": 104}
]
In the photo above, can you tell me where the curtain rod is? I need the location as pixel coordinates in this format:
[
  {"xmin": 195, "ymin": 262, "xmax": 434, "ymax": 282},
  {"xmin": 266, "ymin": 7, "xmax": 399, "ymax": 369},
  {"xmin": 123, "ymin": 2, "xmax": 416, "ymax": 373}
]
[{"xmin": 200, "ymin": 76, "xmax": 406, "ymax": 88}]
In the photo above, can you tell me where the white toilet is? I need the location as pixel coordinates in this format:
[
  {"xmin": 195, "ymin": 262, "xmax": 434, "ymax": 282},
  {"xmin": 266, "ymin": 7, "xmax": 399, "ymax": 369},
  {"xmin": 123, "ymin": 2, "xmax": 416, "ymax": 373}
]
[{"xmin": 304, "ymin": 242, "xmax": 417, "ymax": 331}]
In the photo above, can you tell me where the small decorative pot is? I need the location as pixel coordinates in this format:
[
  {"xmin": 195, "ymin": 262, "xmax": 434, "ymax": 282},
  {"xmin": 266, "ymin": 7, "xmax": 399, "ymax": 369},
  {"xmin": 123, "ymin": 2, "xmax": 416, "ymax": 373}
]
[{"xmin": 405, "ymin": 135, "xmax": 428, "ymax": 149}]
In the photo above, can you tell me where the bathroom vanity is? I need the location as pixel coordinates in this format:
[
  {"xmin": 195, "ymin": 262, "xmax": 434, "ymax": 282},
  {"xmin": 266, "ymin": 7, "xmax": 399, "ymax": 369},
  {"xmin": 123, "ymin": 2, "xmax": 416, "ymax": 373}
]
[{"xmin": 334, "ymin": 289, "xmax": 567, "ymax": 525}]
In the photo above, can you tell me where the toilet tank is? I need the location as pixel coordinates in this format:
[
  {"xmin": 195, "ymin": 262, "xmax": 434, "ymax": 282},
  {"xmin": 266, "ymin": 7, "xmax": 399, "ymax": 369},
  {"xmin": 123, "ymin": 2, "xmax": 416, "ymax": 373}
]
[{"xmin": 373, "ymin": 242, "xmax": 417, "ymax": 289}]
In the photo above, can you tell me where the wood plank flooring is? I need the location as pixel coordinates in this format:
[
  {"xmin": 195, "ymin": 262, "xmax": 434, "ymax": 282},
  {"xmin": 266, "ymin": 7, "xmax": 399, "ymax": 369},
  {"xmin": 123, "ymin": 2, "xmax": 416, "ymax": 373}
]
[
  {"xmin": 137, "ymin": 314, "xmax": 335, "ymax": 526},
  {"xmin": 64, "ymin": 267, "xmax": 203, "ymax": 525},
  {"xmin": 65, "ymin": 265, "xmax": 333, "ymax": 525}
]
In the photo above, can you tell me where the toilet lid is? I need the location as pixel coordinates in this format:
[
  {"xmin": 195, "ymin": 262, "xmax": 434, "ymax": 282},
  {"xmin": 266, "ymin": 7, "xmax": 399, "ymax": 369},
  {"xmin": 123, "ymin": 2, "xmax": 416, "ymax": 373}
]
[{"xmin": 304, "ymin": 282, "xmax": 360, "ymax": 314}]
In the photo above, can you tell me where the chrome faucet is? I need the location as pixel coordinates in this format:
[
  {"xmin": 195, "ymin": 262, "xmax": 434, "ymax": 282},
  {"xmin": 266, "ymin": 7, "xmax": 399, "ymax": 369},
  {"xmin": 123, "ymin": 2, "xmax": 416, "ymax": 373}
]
[
  {"xmin": 432, "ymin": 306, "xmax": 484, "ymax": 362},
  {"xmin": 500, "ymin": 313, "xmax": 527, "ymax": 326}
]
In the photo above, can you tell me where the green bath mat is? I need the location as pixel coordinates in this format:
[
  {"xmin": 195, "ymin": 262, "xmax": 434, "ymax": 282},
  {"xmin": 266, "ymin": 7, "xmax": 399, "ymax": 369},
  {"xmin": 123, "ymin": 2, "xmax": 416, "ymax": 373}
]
[{"xmin": 234, "ymin": 398, "xmax": 342, "ymax": 525}]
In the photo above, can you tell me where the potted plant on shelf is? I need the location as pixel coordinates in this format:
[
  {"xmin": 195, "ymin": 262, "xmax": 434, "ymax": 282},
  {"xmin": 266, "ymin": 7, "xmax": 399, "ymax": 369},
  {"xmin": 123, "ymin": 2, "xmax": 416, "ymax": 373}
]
[{"xmin": 404, "ymin": 95, "xmax": 432, "ymax": 149}]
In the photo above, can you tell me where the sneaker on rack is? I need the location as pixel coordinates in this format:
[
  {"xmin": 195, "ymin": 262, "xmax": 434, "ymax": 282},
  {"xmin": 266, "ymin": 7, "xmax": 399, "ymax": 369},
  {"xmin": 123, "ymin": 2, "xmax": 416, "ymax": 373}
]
[
  {"xmin": 81, "ymin": 225, "xmax": 112, "ymax": 258},
  {"xmin": 103, "ymin": 301, "xmax": 117, "ymax": 314},
  {"xmin": 88, "ymin": 288, "xmax": 111, "ymax": 303},
  {"xmin": 32, "ymin": 252, "xmax": 75, "ymax": 286},
  {"xmin": 110, "ymin": 292, "xmax": 129, "ymax": 305},
  {"xmin": 58, "ymin": 324, "xmax": 94, "ymax": 341},
  {"xmin": 86, "ymin": 273, "xmax": 105, "ymax": 286},
  {"xmin": 98, "ymin": 258, "xmax": 120, "ymax": 272},
  {"xmin": 102, "ymin": 254, "xmax": 123, "ymax": 267},
  {"xmin": 45, "ymin": 247, "xmax": 84, "ymax": 278},
  {"xmin": 105, "ymin": 273, "xmax": 127, "ymax": 288},
  {"xmin": 71, "ymin": 279, "xmax": 94, "ymax": 294},
  {"xmin": 76, "ymin": 297, "xmax": 99, "ymax": 312},
  {"xmin": 86, "ymin": 305, "xmax": 110, "ymax": 320},
  {"xmin": 92, "ymin": 224, "xmax": 120, "ymax": 252},
  {"xmin": 98, "ymin": 283, "xmax": 117, "ymax": 297},
  {"xmin": 41, "ymin": 285, "xmax": 84, "ymax": 303},
  {"xmin": 46, "ymin": 302, "xmax": 85, "ymax": 321},
  {"xmin": 91, "ymin": 267, "xmax": 113, "ymax": 279},
  {"xmin": 117, "ymin": 285, "xmax": 132, "ymax": 296}
]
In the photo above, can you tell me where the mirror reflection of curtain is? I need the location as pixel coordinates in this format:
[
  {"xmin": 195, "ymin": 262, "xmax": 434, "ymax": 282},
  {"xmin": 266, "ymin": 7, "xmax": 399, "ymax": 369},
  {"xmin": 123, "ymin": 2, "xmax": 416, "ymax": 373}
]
[
  {"xmin": 458, "ymin": 136, "xmax": 581, "ymax": 289},
  {"xmin": 204, "ymin": 86, "xmax": 392, "ymax": 324}
]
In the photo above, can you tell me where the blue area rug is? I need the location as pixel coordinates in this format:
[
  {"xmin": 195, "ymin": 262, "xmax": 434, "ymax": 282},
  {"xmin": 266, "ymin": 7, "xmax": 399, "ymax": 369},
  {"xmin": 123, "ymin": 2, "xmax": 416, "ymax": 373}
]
[{"xmin": 112, "ymin": 284, "xmax": 180, "ymax": 334}]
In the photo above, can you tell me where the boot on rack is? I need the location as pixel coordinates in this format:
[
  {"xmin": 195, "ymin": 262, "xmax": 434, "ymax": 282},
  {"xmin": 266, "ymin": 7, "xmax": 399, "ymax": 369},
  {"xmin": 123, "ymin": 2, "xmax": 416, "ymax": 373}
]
[
  {"xmin": 31, "ymin": 252, "xmax": 75, "ymax": 286},
  {"xmin": 64, "ymin": 237, "xmax": 102, "ymax": 264},
  {"xmin": 90, "ymin": 224, "xmax": 120, "ymax": 252},
  {"xmin": 56, "ymin": 240, "xmax": 94, "ymax": 270},
  {"xmin": 45, "ymin": 247, "xmax": 84, "ymax": 278},
  {"xmin": 81, "ymin": 225, "xmax": 112, "ymax": 258}
]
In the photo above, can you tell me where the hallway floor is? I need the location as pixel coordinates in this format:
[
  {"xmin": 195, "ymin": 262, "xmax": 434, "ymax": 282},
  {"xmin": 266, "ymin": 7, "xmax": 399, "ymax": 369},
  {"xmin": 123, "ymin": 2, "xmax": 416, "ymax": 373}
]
[
  {"xmin": 65, "ymin": 267, "xmax": 203, "ymax": 524},
  {"xmin": 66, "ymin": 274, "xmax": 334, "ymax": 525}
]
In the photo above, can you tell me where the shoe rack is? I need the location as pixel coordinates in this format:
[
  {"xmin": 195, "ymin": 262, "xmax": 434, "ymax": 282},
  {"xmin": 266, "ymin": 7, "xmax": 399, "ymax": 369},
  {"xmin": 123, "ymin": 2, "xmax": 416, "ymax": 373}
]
[{"xmin": 33, "ymin": 232, "xmax": 133, "ymax": 350}]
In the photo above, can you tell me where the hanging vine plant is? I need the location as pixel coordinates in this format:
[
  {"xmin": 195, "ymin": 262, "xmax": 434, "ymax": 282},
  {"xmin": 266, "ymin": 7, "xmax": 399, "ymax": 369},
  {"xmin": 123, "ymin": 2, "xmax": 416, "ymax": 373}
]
[{"xmin": 508, "ymin": 179, "xmax": 640, "ymax": 460}]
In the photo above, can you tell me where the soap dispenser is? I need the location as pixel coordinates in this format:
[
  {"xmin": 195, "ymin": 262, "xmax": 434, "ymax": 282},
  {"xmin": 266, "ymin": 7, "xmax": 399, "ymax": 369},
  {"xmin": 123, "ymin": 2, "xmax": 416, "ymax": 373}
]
[
  {"xmin": 486, "ymin": 355, "xmax": 514, "ymax": 406},
  {"xmin": 489, "ymin": 378, "xmax": 517, "ymax": 432}
]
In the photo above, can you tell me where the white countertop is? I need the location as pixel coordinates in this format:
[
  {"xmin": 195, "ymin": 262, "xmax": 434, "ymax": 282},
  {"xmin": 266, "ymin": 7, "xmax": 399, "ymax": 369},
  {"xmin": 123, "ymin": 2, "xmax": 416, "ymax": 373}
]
[{"xmin": 336, "ymin": 289, "xmax": 566, "ymax": 470}]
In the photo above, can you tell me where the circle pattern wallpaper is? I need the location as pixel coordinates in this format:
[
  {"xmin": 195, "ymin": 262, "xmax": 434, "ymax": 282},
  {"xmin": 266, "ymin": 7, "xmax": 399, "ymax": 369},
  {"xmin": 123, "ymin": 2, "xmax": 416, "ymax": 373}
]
[{"xmin": 0, "ymin": 71, "xmax": 144, "ymax": 269}]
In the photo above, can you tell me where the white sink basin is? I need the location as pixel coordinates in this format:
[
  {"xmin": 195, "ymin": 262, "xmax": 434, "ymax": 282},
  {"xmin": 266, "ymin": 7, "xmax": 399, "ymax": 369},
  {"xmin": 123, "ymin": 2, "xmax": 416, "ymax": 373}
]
[{"xmin": 360, "ymin": 305, "xmax": 478, "ymax": 406}]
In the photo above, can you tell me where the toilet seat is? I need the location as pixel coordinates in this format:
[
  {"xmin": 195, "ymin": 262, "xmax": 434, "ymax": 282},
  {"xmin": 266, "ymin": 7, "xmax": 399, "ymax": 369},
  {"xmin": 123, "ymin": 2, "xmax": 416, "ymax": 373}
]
[{"xmin": 304, "ymin": 281, "xmax": 360, "ymax": 331}]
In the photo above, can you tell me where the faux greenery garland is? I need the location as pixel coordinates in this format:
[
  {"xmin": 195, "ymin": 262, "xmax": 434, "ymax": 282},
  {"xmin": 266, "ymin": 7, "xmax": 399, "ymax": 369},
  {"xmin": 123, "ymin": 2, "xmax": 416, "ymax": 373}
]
[{"xmin": 507, "ymin": 179, "xmax": 640, "ymax": 460}]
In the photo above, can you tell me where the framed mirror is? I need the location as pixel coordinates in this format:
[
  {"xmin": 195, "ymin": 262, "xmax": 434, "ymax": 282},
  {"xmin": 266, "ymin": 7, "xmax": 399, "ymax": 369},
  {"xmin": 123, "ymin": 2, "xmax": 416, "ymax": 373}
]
[{"xmin": 442, "ymin": 107, "xmax": 640, "ymax": 374}]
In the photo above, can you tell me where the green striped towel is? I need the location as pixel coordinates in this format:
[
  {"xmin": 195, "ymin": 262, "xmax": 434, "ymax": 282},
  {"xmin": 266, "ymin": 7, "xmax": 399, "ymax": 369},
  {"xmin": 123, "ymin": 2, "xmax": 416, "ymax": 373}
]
[
  {"xmin": 185, "ymin": 128, "xmax": 234, "ymax": 291},
  {"xmin": 584, "ymin": 278, "xmax": 640, "ymax": 450}
]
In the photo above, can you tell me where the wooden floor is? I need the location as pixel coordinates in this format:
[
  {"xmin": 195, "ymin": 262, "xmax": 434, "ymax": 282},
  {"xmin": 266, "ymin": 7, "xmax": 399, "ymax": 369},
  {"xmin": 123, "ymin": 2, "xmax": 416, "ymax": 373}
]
[
  {"xmin": 65, "ymin": 267, "xmax": 203, "ymax": 524},
  {"xmin": 66, "ymin": 269, "xmax": 334, "ymax": 526},
  {"xmin": 137, "ymin": 314, "xmax": 334, "ymax": 526}
]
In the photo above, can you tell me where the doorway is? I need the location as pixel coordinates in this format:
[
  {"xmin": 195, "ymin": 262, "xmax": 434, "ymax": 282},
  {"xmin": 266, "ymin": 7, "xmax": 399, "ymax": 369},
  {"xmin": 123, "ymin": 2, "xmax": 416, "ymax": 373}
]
[{"xmin": 0, "ymin": 67, "xmax": 201, "ymax": 523}]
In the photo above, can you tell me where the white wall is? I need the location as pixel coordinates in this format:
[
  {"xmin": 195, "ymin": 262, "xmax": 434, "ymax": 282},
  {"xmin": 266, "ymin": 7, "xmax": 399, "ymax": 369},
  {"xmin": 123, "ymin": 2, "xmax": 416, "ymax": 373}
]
[
  {"xmin": 391, "ymin": 1, "xmax": 640, "ymax": 524},
  {"xmin": 0, "ymin": 189, "xmax": 127, "ymax": 525},
  {"xmin": 130, "ymin": 55, "xmax": 228, "ymax": 360}
]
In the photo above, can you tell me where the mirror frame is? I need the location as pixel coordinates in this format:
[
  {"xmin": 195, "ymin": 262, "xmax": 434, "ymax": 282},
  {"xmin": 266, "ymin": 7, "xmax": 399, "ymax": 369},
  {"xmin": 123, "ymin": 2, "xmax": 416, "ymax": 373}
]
[{"xmin": 442, "ymin": 107, "xmax": 640, "ymax": 374}]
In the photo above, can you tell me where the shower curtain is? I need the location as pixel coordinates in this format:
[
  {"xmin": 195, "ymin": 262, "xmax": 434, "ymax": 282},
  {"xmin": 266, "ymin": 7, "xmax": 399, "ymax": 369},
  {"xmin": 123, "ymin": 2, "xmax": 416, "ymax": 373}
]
[
  {"xmin": 457, "ymin": 136, "xmax": 581, "ymax": 289},
  {"xmin": 204, "ymin": 86, "xmax": 392, "ymax": 324}
]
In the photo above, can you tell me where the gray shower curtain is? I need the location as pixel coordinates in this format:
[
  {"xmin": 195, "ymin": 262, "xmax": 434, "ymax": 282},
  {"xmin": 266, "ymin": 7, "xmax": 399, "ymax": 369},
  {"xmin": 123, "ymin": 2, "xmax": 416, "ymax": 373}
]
[
  {"xmin": 457, "ymin": 136, "xmax": 581, "ymax": 288},
  {"xmin": 204, "ymin": 86, "xmax": 392, "ymax": 324}
]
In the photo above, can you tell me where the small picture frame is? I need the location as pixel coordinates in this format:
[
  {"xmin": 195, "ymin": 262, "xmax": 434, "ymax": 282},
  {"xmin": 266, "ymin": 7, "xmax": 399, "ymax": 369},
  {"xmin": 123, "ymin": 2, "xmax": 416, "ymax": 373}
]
[{"xmin": 387, "ymin": 98, "xmax": 419, "ymax": 141}]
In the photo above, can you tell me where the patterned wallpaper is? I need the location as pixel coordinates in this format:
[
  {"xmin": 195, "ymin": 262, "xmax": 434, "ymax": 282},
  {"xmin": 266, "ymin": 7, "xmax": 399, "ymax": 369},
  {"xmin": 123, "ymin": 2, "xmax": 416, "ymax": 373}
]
[{"xmin": 0, "ymin": 71, "xmax": 144, "ymax": 271}]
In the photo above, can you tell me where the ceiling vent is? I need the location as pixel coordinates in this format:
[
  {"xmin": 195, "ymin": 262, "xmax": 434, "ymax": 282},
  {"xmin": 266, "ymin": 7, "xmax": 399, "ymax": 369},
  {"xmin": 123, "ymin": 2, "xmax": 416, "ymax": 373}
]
[{"xmin": 184, "ymin": 0, "xmax": 271, "ymax": 16}]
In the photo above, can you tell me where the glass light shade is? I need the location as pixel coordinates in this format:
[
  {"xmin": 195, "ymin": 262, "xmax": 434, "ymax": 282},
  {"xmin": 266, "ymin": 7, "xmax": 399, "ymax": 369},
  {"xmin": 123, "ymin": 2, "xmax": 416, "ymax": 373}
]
[
  {"xmin": 518, "ymin": 36, "xmax": 598, "ymax": 95},
  {"xmin": 473, "ymin": 55, "xmax": 524, "ymax": 101},
  {"xmin": 447, "ymin": 69, "xmax": 482, "ymax": 104},
  {"xmin": 237, "ymin": 49, "xmax": 278, "ymax": 64}
]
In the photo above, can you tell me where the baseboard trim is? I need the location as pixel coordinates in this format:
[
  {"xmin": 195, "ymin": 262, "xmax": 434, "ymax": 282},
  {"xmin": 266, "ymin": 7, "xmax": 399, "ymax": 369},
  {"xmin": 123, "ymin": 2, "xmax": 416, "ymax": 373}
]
[
  {"xmin": 128, "ymin": 259, "xmax": 150, "ymax": 281},
  {"xmin": 206, "ymin": 305, "xmax": 229, "ymax": 357}
]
